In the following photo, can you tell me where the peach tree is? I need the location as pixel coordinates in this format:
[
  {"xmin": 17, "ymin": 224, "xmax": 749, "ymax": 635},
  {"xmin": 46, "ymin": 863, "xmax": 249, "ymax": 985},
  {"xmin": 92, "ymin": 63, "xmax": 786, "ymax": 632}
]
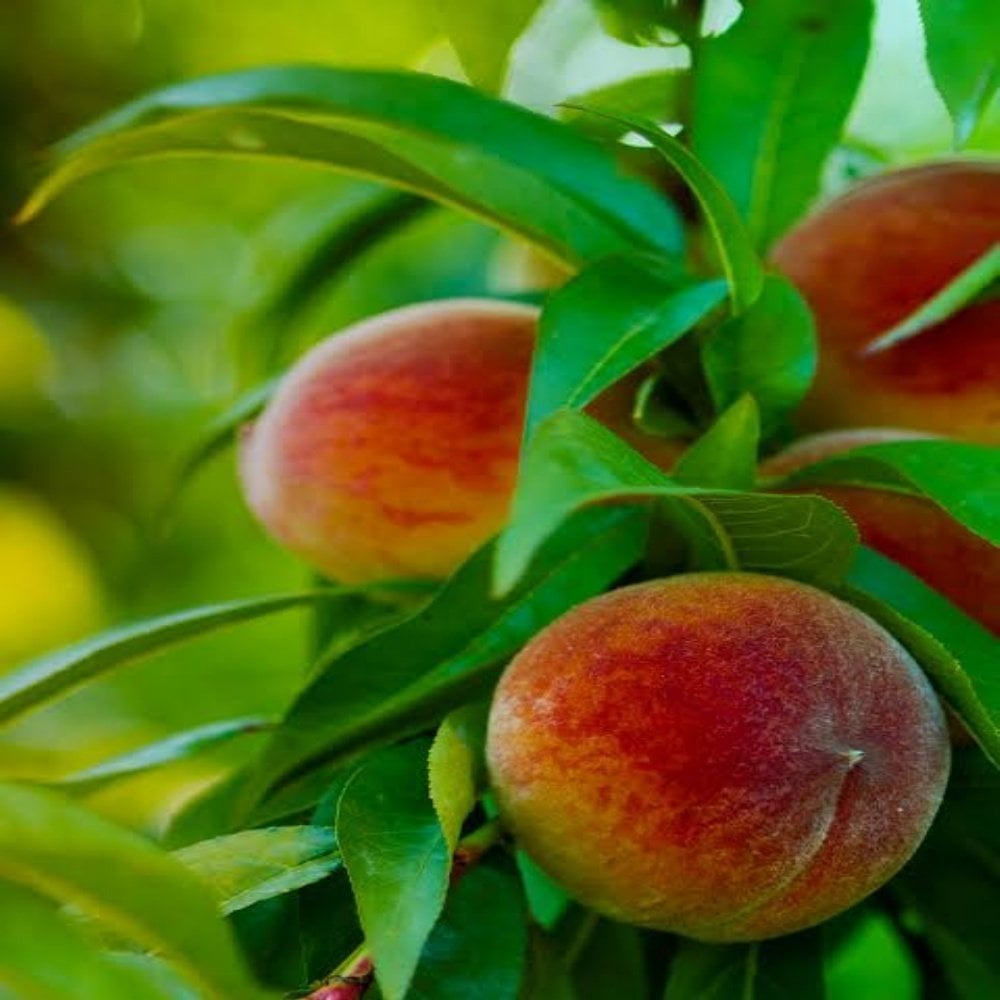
[{"xmin": 3, "ymin": 1, "xmax": 998, "ymax": 998}]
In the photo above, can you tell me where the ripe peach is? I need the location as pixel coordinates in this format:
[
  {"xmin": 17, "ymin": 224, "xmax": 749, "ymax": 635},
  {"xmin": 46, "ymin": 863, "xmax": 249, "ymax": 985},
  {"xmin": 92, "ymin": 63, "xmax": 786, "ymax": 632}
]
[
  {"xmin": 770, "ymin": 161, "xmax": 1000, "ymax": 444},
  {"xmin": 487, "ymin": 573, "xmax": 950, "ymax": 941},
  {"xmin": 239, "ymin": 299, "xmax": 686, "ymax": 583},
  {"xmin": 761, "ymin": 429, "xmax": 1000, "ymax": 635}
]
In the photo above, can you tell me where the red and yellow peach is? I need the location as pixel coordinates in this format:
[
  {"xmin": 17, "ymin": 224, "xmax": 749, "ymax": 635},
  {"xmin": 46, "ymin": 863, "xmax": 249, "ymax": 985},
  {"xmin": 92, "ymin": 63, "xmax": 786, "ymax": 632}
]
[
  {"xmin": 487, "ymin": 573, "xmax": 950, "ymax": 941},
  {"xmin": 770, "ymin": 161, "xmax": 1000, "ymax": 444}
]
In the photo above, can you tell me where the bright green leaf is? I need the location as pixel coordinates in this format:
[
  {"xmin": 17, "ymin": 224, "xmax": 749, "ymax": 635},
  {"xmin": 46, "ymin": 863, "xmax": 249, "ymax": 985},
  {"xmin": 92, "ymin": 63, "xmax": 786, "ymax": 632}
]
[
  {"xmin": 0, "ymin": 589, "xmax": 385, "ymax": 727},
  {"xmin": 495, "ymin": 409, "xmax": 857, "ymax": 593},
  {"xmin": 428, "ymin": 704, "xmax": 489, "ymax": 853},
  {"xmin": 671, "ymin": 395, "xmax": 760, "ymax": 490},
  {"xmin": 336, "ymin": 741, "xmax": 450, "ymax": 1000},
  {"xmin": 526, "ymin": 251, "xmax": 727, "ymax": 437},
  {"xmin": 771, "ymin": 438, "xmax": 1000, "ymax": 546},
  {"xmin": 52, "ymin": 717, "xmax": 271, "ymax": 792},
  {"xmin": 435, "ymin": 0, "xmax": 543, "ymax": 93},
  {"xmin": 20, "ymin": 67, "xmax": 683, "ymax": 267},
  {"xmin": 863, "ymin": 244, "xmax": 1000, "ymax": 354},
  {"xmin": 0, "ymin": 784, "xmax": 266, "ymax": 1000},
  {"xmin": 174, "ymin": 826, "xmax": 341, "ymax": 915},
  {"xmin": 0, "ymin": 882, "xmax": 187, "ymax": 1000},
  {"xmin": 692, "ymin": 0, "xmax": 874, "ymax": 248},
  {"xmin": 561, "ymin": 70, "xmax": 688, "ymax": 139},
  {"xmin": 702, "ymin": 274, "xmax": 817, "ymax": 437},
  {"xmin": 918, "ymin": 0, "xmax": 1000, "ymax": 147}
]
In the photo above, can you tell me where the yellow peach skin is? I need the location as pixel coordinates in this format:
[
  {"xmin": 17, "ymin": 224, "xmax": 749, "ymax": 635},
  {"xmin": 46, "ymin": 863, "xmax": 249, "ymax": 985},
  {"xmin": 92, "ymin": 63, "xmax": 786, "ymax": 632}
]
[
  {"xmin": 487, "ymin": 574, "xmax": 950, "ymax": 941},
  {"xmin": 770, "ymin": 161, "xmax": 1000, "ymax": 444},
  {"xmin": 239, "ymin": 299, "xmax": 686, "ymax": 583}
]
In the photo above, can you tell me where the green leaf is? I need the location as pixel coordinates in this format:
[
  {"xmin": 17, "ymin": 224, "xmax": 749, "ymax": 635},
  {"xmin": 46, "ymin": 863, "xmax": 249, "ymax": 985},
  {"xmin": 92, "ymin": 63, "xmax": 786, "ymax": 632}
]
[
  {"xmin": 20, "ymin": 67, "xmax": 683, "ymax": 266},
  {"xmin": 0, "ymin": 881, "xmax": 185, "ymax": 1000},
  {"xmin": 575, "ymin": 109, "xmax": 764, "ymax": 312},
  {"xmin": 408, "ymin": 861, "xmax": 528, "ymax": 999},
  {"xmin": 174, "ymin": 826, "xmax": 341, "ymax": 915},
  {"xmin": 671, "ymin": 395, "xmax": 760, "ymax": 490},
  {"xmin": 561, "ymin": 70, "xmax": 688, "ymax": 139},
  {"xmin": 592, "ymin": 0, "xmax": 699, "ymax": 45},
  {"xmin": 0, "ymin": 589, "xmax": 368, "ymax": 727},
  {"xmin": 242, "ymin": 506, "xmax": 647, "ymax": 810},
  {"xmin": 526, "ymin": 252, "xmax": 727, "ymax": 437},
  {"xmin": 435, "ymin": 0, "xmax": 543, "ymax": 93},
  {"xmin": 664, "ymin": 931, "xmax": 825, "ymax": 999},
  {"xmin": 702, "ymin": 274, "xmax": 817, "ymax": 438},
  {"xmin": 429, "ymin": 704, "xmax": 489, "ymax": 853},
  {"xmin": 770, "ymin": 438, "xmax": 1000, "ymax": 546},
  {"xmin": 918, "ymin": 0, "xmax": 1000, "ymax": 146},
  {"xmin": 824, "ymin": 909, "xmax": 920, "ymax": 1000},
  {"xmin": 52, "ymin": 717, "xmax": 271, "ymax": 792},
  {"xmin": 516, "ymin": 852, "xmax": 571, "ymax": 930},
  {"xmin": 863, "ymin": 244, "xmax": 1000, "ymax": 354},
  {"xmin": 336, "ymin": 741, "xmax": 450, "ymax": 1000},
  {"xmin": 0, "ymin": 784, "xmax": 266, "ymax": 1000},
  {"xmin": 692, "ymin": 0, "xmax": 874, "ymax": 248},
  {"xmin": 841, "ymin": 547, "xmax": 1000, "ymax": 766},
  {"xmin": 495, "ymin": 409, "xmax": 858, "ymax": 593}
]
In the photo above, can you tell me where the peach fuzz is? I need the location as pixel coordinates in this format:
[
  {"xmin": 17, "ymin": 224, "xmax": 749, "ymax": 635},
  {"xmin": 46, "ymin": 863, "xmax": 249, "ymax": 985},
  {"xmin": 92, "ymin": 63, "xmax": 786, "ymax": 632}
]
[
  {"xmin": 761, "ymin": 428, "xmax": 1000, "ymax": 635},
  {"xmin": 770, "ymin": 161, "xmax": 1000, "ymax": 444},
  {"xmin": 487, "ymin": 573, "xmax": 950, "ymax": 941},
  {"xmin": 239, "ymin": 299, "xmax": 686, "ymax": 583}
]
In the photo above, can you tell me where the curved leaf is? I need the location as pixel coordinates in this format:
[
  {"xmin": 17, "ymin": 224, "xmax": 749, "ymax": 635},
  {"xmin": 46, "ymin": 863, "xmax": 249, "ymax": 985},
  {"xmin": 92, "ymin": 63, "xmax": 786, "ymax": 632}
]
[
  {"xmin": 918, "ymin": 0, "xmax": 1000, "ymax": 147},
  {"xmin": 495, "ymin": 409, "xmax": 857, "ymax": 593},
  {"xmin": 770, "ymin": 438, "xmax": 1000, "ymax": 546},
  {"xmin": 0, "ymin": 784, "xmax": 266, "ymax": 999},
  {"xmin": 175, "ymin": 826, "xmax": 340, "ymax": 915},
  {"xmin": 0, "ymin": 882, "xmax": 186, "ymax": 1000},
  {"xmin": 20, "ymin": 66, "xmax": 683, "ymax": 267},
  {"xmin": 701, "ymin": 274, "xmax": 817, "ymax": 438},
  {"xmin": 0, "ymin": 589, "xmax": 374, "ymax": 727},
  {"xmin": 526, "ymin": 251, "xmax": 727, "ymax": 438},
  {"xmin": 54, "ymin": 717, "xmax": 272, "ymax": 792},
  {"xmin": 692, "ymin": 0, "xmax": 874, "ymax": 249}
]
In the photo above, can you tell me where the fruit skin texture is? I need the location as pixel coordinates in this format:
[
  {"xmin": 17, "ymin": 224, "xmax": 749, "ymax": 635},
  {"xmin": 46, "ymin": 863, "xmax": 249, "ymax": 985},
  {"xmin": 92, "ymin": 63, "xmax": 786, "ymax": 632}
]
[
  {"xmin": 761, "ymin": 428, "xmax": 1000, "ymax": 635},
  {"xmin": 487, "ymin": 573, "xmax": 950, "ymax": 942},
  {"xmin": 240, "ymin": 299, "xmax": 685, "ymax": 583},
  {"xmin": 770, "ymin": 161, "xmax": 1000, "ymax": 444}
]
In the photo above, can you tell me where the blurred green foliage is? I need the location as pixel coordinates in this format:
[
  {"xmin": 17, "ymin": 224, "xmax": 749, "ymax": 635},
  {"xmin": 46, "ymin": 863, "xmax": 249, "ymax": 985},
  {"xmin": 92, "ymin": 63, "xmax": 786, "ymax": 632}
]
[{"xmin": 0, "ymin": 0, "xmax": 996, "ymax": 837}]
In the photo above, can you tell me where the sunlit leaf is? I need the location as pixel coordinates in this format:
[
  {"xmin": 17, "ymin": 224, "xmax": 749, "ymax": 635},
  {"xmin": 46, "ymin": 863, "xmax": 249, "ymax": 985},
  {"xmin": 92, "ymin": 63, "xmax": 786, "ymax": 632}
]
[
  {"xmin": 175, "ymin": 826, "xmax": 340, "ymax": 915},
  {"xmin": 20, "ymin": 67, "xmax": 683, "ymax": 267},
  {"xmin": 692, "ymin": 0, "xmax": 874, "ymax": 248},
  {"xmin": 435, "ymin": 0, "xmax": 543, "ymax": 93},
  {"xmin": 0, "ymin": 784, "xmax": 266, "ymax": 999},
  {"xmin": 918, "ymin": 0, "xmax": 1000, "ymax": 146},
  {"xmin": 671, "ymin": 395, "xmax": 760, "ymax": 490},
  {"xmin": 526, "ymin": 251, "xmax": 727, "ymax": 437}
]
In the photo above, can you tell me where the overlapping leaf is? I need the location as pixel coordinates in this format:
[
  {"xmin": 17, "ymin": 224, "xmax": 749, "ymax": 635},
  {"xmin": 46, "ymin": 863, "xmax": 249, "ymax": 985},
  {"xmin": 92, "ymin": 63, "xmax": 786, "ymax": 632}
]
[
  {"xmin": 692, "ymin": 0, "xmax": 874, "ymax": 248},
  {"xmin": 19, "ymin": 66, "xmax": 683, "ymax": 268},
  {"xmin": 495, "ymin": 409, "xmax": 857, "ymax": 594}
]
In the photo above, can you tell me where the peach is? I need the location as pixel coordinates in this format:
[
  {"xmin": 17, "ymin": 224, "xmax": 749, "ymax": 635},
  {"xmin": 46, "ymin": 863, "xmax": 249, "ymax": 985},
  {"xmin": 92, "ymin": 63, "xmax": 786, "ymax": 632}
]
[
  {"xmin": 770, "ymin": 161, "xmax": 1000, "ymax": 444},
  {"xmin": 487, "ymin": 573, "xmax": 950, "ymax": 941},
  {"xmin": 761, "ymin": 429, "xmax": 1000, "ymax": 635},
  {"xmin": 239, "ymin": 299, "xmax": 686, "ymax": 583}
]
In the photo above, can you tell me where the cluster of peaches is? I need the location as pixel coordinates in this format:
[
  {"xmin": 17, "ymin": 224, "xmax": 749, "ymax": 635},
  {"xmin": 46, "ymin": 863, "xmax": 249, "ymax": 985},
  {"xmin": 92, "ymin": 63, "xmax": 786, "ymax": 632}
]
[{"xmin": 239, "ymin": 162, "xmax": 998, "ymax": 941}]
